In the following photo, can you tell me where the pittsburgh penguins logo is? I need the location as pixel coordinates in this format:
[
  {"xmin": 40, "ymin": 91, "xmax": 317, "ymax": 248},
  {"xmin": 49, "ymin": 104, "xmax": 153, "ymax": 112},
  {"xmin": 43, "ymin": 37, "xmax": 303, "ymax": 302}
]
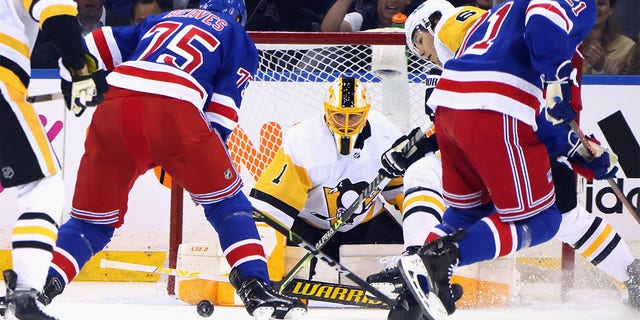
[{"xmin": 315, "ymin": 179, "xmax": 374, "ymax": 226}]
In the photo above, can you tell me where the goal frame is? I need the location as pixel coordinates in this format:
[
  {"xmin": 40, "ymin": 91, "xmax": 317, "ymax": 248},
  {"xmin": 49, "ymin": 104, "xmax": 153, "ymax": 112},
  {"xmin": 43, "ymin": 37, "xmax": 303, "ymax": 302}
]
[{"xmin": 166, "ymin": 31, "xmax": 577, "ymax": 298}]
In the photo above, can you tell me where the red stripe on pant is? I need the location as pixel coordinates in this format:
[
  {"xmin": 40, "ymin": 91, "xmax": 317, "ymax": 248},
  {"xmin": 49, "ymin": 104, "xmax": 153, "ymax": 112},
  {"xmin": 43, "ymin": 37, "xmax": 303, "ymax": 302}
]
[
  {"xmin": 225, "ymin": 242, "xmax": 266, "ymax": 267},
  {"xmin": 486, "ymin": 214, "xmax": 515, "ymax": 257}
]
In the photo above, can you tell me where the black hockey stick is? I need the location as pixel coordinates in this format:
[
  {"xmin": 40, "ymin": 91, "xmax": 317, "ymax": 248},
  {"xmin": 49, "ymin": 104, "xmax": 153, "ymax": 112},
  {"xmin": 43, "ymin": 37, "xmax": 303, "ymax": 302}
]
[
  {"xmin": 282, "ymin": 278, "xmax": 390, "ymax": 309},
  {"xmin": 569, "ymin": 121, "xmax": 640, "ymax": 222},
  {"xmin": 275, "ymin": 125, "xmax": 434, "ymax": 293},
  {"xmin": 98, "ymin": 258, "xmax": 391, "ymax": 309},
  {"xmin": 252, "ymin": 207, "xmax": 401, "ymax": 308},
  {"xmin": 274, "ymin": 171, "xmax": 390, "ymax": 293}
]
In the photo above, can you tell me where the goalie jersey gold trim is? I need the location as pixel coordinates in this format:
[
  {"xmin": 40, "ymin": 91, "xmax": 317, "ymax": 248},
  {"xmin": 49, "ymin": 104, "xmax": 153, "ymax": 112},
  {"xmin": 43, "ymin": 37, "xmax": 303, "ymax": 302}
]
[{"xmin": 250, "ymin": 110, "xmax": 403, "ymax": 231}]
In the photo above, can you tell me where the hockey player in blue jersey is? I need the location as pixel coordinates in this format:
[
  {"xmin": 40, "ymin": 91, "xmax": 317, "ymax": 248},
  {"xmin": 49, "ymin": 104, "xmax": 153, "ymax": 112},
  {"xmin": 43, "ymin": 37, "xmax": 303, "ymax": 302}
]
[
  {"xmin": 22, "ymin": 1, "xmax": 307, "ymax": 319},
  {"xmin": 370, "ymin": 4, "xmax": 638, "ymax": 318},
  {"xmin": 385, "ymin": 0, "xmax": 600, "ymax": 318}
]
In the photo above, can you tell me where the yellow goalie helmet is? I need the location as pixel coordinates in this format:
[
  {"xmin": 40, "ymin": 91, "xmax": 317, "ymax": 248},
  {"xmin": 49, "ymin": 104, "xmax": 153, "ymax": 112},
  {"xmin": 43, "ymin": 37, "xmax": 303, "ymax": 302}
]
[{"xmin": 324, "ymin": 77, "xmax": 371, "ymax": 155}]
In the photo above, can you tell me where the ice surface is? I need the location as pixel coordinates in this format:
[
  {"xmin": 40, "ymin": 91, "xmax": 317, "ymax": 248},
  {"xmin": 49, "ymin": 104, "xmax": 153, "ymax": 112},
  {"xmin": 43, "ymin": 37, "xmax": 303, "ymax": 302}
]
[{"xmin": 2, "ymin": 280, "xmax": 636, "ymax": 320}]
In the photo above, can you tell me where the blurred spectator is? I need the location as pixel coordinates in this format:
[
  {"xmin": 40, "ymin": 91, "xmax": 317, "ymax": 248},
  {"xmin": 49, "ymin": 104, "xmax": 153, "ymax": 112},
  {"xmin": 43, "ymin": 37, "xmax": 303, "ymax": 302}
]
[
  {"xmin": 244, "ymin": 1, "xmax": 332, "ymax": 31},
  {"xmin": 622, "ymin": 42, "xmax": 640, "ymax": 75},
  {"xmin": 611, "ymin": 0, "xmax": 639, "ymax": 43},
  {"xmin": 31, "ymin": 0, "xmax": 130, "ymax": 68},
  {"xmin": 76, "ymin": 0, "xmax": 131, "ymax": 37},
  {"xmin": 131, "ymin": 0, "xmax": 164, "ymax": 24},
  {"xmin": 321, "ymin": 0, "xmax": 412, "ymax": 32},
  {"xmin": 472, "ymin": 0, "xmax": 494, "ymax": 9},
  {"xmin": 406, "ymin": 0, "xmax": 423, "ymax": 14},
  {"xmin": 447, "ymin": 0, "xmax": 498, "ymax": 8},
  {"xmin": 582, "ymin": 0, "xmax": 635, "ymax": 74},
  {"xmin": 105, "ymin": 0, "xmax": 133, "ymax": 15}
]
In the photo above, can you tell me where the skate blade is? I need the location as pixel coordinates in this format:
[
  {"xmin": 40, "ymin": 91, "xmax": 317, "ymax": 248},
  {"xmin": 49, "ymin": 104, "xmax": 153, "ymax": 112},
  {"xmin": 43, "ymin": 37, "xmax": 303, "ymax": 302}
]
[
  {"xmin": 252, "ymin": 306, "xmax": 275, "ymax": 320},
  {"xmin": 253, "ymin": 305, "xmax": 307, "ymax": 320},
  {"xmin": 398, "ymin": 255, "xmax": 447, "ymax": 320},
  {"xmin": 367, "ymin": 283, "xmax": 399, "ymax": 299},
  {"xmin": 282, "ymin": 307, "xmax": 307, "ymax": 319}
]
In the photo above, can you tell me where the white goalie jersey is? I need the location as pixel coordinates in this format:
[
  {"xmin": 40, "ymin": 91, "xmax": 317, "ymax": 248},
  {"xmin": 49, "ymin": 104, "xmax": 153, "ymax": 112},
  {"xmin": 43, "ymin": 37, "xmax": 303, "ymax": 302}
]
[{"xmin": 250, "ymin": 109, "xmax": 404, "ymax": 231}]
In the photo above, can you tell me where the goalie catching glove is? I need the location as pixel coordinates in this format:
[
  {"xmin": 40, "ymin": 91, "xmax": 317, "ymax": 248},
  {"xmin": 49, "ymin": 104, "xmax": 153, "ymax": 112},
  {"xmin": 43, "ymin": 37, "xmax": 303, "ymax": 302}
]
[
  {"xmin": 380, "ymin": 126, "xmax": 438, "ymax": 178},
  {"xmin": 567, "ymin": 132, "xmax": 618, "ymax": 180},
  {"xmin": 59, "ymin": 53, "xmax": 109, "ymax": 117},
  {"xmin": 544, "ymin": 60, "xmax": 579, "ymax": 125}
]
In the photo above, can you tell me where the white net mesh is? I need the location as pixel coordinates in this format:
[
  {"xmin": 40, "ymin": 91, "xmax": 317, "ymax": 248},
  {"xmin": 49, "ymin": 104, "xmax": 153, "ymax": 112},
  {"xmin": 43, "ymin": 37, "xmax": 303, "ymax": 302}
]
[
  {"xmin": 227, "ymin": 33, "xmax": 430, "ymax": 194},
  {"xmin": 179, "ymin": 31, "xmax": 431, "ymax": 245}
]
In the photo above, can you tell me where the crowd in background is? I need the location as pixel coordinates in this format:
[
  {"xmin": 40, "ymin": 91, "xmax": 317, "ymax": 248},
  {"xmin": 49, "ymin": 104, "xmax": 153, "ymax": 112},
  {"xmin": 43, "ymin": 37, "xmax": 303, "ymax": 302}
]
[{"xmin": 32, "ymin": 0, "xmax": 640, "ymax": 74}]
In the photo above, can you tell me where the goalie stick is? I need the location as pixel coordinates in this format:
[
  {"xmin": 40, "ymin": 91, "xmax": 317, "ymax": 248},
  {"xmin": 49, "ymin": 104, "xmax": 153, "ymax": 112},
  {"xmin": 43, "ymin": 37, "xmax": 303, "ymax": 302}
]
[
  {"xmin": 26, "ymin": 92, "xmax": 64, "ymax": 103},
  {"xmin": 100, "ymin": 258, "xmax": 391, "ymax": 309},
  {"xmin": 99, "ymin": 259, "xmax": 229, "ymax": 282},
  {"xmin": 568, "ymin": 121, "xmax": 640, "ymax": 222},
  {"xmin": 275, "ymin": 125, "xmax": 434, "ymax": 293},
  {"xmin": 252, "ymin": 207, "xmax": 401, "ymax": 309}
]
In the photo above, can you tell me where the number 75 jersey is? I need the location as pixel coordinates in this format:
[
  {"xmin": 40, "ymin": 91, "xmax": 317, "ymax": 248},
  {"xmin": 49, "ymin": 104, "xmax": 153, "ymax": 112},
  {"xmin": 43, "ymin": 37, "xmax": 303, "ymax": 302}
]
[{"xmin": 83, "ymin": 8, "xmax": 258, "ymax": 134}]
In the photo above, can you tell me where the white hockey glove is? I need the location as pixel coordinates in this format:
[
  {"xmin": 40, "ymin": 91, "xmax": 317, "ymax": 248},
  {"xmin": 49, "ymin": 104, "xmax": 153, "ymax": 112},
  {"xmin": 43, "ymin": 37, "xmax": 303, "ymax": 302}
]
[
  {"xmin": 59, "ymin": 53, "xmax": 108, "ymax": 117},
  {"xmin": 544, "ymin": 60, "xmax": 578, "ymax": 125},
  {"xmin": 380, "ymin": 127, "xmax": 438, "ymax": 178}
]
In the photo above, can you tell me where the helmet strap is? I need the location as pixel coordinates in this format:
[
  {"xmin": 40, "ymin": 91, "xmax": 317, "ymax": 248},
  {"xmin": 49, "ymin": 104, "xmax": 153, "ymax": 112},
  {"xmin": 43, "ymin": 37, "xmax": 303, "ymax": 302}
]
[{"xmin": 337, "ymin": 135, "xmax": 354, "ymax": 155}]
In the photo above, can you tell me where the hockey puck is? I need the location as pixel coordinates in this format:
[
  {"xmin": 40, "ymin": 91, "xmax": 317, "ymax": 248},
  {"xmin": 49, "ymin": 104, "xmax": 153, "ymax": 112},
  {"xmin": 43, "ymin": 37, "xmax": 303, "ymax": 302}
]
[{"xmin": 196, "ymin": 299, "xmax": 214, "ymax": 317}]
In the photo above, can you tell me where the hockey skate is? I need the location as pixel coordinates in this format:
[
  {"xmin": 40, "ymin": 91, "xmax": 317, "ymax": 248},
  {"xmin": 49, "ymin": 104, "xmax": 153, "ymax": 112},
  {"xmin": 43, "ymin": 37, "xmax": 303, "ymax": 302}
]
[
  {"xmin": 396, "ymin": 230, "xmax": 465, "ymax": 320},
  {"xmin": 3, "ymin": 269, "xmax": 58, "ymax": 320},
  {"xmin": 367, "ymin": 246, "xmax": 420, "ymax": 298},
  {"xmin": 36, "ymin": 274, "xmax": 65, "ymax": 306},
  {"xmin": 387, "ymin": 286, "xmax": 426, "ymax": 320},
  {"xmin": 229, "ymin": 267, "xmax": 307, "ymax": 319},
  {"xmin": 625, "ymin": 258, "xmax": 640, "ymax": 309}
]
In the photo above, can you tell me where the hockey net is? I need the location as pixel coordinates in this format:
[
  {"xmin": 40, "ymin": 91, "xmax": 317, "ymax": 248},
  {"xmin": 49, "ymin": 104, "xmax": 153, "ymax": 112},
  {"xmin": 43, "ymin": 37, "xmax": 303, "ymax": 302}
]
[
  {"xmin": 167, "ymin": 29, "xmax": 430, "ymax": 294},
  {"xmin": 168, "ymin": 31, "xmax": 591, "ymax": 303}
]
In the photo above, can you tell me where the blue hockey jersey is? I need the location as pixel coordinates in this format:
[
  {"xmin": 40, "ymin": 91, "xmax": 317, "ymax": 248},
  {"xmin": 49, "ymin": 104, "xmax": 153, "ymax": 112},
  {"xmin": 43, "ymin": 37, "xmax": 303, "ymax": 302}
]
[
  {"xmin": 427, "ymin": 0, "xmax": 595, "ymax": 129},
  {"xmin": 83, "ymin": 8, "xmax": 258, "ymax": 136}
]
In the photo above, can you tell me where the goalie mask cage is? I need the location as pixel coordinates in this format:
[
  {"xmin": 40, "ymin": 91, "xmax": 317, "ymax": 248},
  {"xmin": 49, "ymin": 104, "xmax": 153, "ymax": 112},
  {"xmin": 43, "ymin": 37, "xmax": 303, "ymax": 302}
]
[{"xmin": 167, "ymin": 31, "xmax": 580, "ymax": 300}]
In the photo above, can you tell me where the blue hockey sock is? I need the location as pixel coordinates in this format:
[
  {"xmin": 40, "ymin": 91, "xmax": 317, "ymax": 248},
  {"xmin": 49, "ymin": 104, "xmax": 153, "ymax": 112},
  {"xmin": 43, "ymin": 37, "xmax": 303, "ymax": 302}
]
[
  {"xmin": 203, "ymin": 192, "xmax": 269, "ymax": 283},
  {"xmin": 457, "ymin": 206, "xmax": 562, "ymax": 266},
  {"xmin": 49, "ymin": 218, "xmax": 115, "ymax": 283},
  {"xmin": 442, "ymin": 202, "xmax": 495, "ymax": 229}
]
